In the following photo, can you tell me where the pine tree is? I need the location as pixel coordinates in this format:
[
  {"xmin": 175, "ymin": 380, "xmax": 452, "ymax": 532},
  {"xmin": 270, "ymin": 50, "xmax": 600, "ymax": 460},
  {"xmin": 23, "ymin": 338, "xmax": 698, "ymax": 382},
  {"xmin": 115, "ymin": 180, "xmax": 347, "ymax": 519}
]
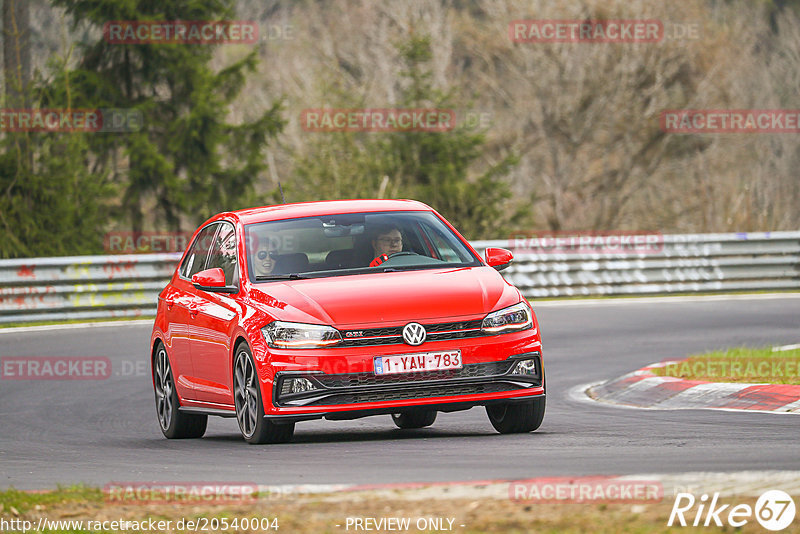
[{"xmin": 48, "ymin": 0, "xmax": 284, "ymax": 234}]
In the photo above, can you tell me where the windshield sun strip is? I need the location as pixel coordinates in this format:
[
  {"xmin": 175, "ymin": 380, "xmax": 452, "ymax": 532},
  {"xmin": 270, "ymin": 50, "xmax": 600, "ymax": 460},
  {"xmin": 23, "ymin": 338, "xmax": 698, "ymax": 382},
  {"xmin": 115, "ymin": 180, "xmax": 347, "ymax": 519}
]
[{"xmin": 250, "ymin": 263, "xmax": 477, "ymax": 282}]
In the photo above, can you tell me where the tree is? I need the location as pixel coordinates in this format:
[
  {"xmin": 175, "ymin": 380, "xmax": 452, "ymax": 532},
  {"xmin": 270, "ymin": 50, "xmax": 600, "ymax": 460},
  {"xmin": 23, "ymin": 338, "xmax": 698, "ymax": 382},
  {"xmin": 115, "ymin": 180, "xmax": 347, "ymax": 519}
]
[
  {"xmin": 293, "ymin": 34, "xmax": 526, "ymax": 239},
  {"xmin": 0, "ymin": 132, "xmax": 113, "ymax": 257},
  {"xmin": 0, "ymin": 0, "xmax": 111, "ymax": 258},
  {"xmin": 49, "ymin": 0, "xmax": 285, "ymax": 234}
]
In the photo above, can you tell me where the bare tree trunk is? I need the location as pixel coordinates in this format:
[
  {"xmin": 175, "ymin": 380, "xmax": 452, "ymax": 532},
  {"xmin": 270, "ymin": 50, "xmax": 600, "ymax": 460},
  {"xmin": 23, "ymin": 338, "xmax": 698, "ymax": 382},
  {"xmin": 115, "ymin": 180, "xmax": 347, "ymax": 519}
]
[
  {"xmin": 2, "ymin": 0, "xmax": 32, "ymax": 227},
  {"xmin": 3, "ymin": 0, "xmax": 31, "ymax": 108}
]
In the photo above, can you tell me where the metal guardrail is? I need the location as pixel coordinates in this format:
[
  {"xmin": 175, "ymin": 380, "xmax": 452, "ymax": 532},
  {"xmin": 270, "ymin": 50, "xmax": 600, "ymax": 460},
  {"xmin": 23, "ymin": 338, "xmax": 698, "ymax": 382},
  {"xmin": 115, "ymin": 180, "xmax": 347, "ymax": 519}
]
[
  {"xmin": 0, "ymin": 253, "xmax": 181, "ymax": 324},
  {"xmin": 472, "ymin": 231, "xmax": 800, "ymax": 298},
  {"xmin": 1, "ymin": 232, "xmax": 798, "ymax": 324}
]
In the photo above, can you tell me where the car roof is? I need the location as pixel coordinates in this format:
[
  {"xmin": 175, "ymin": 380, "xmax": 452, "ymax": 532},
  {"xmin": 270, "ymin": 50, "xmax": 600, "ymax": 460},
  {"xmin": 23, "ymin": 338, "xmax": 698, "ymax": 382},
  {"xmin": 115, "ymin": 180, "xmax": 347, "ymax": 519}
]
[{"xmin": 223, "ymin": 199, "xmax": 434, "ymax": 225}]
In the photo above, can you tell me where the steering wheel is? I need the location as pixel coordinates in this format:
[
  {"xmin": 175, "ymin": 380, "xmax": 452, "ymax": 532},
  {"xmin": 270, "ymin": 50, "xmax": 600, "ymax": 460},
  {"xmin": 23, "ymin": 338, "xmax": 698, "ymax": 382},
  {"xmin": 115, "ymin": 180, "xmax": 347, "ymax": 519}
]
[
  {"xmin": 370, "ymin": 251, "xmax": 417, "ymax": 267},
  {"xmin": 386, "ymin": 251, "xmax": 415, "ymax": 259}
]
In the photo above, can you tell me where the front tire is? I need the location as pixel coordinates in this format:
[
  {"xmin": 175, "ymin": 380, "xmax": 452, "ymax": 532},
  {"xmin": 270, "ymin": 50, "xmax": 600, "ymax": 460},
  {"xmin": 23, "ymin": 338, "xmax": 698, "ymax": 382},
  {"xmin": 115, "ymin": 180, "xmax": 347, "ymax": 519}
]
[
  {"xmin": 486, "ymin": 397, "xmax": 545, "ymax": 434},
  {"xmin": 154, "ymin": 343, "xmax": 207, "ymax": 439},
  {"xmin": 233, "ymin": 343, "xmax": 294, "ymax": 444},
  {"xmin": 391, "ymin": 409, "xmax": 437, "ymax": 429}
]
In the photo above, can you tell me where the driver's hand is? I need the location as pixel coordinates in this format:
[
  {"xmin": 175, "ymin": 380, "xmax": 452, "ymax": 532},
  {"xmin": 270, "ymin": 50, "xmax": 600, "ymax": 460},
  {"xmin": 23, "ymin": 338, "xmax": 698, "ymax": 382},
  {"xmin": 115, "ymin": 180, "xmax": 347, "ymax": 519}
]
[{"xmin": 370, "ymin": 254, "xmax": 389, "ymax": 267}]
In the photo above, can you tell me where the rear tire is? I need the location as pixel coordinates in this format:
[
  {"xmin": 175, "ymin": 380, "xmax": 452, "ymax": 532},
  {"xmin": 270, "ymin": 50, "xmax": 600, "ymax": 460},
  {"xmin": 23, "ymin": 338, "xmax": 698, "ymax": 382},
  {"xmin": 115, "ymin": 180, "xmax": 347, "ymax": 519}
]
[
  {"xmin": 233, "ymin": 343, "xmax": 294, "ymax": 444},
  {"xmin": 153, "ymin": 343, "xmax": 207, "ymax": 439},
  {"xmin": 391, "ymin": 409, "xmax": 437, "ymax": 429},
  {"xmin": 486, "ymin": 397, "xmax": 545, "ymax": 434}
]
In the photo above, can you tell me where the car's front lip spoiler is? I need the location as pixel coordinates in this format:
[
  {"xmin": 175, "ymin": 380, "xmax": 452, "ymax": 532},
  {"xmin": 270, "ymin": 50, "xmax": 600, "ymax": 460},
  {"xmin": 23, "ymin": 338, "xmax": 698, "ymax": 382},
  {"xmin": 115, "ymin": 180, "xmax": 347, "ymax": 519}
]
[
  {"xmin": 263, "ymin": 392, "xmax": 546, "ymax": 424},
  {"xmin": 276, "ymin": 376, "xmax": 541, "ymax": 407}
]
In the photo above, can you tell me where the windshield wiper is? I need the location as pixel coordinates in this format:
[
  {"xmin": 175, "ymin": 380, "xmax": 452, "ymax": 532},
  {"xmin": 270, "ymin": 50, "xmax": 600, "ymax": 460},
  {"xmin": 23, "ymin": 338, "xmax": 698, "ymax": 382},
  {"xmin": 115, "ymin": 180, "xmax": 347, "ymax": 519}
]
[
  {"xmin": 255, "ymin": 273, "xmax": 309, "ymax": 281},
  {"xmin": 381, "ymin": 265, "xmax": 439, "ymax": 272}
]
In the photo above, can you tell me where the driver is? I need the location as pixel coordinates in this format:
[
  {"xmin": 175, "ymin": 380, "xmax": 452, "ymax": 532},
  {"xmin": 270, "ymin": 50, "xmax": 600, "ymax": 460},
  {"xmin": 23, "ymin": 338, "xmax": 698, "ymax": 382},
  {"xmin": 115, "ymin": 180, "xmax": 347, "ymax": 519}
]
[{"xmin": 369, "ymin": 224, "xmax": 403, "ymax": 267}]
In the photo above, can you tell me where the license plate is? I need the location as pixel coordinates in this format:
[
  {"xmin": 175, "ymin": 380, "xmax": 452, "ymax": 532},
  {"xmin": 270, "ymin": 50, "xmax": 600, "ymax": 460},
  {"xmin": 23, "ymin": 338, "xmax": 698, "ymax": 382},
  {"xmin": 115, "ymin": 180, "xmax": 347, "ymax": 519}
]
[{"xmin": 374, "ymin": 350, "xmax": 462, "ymax": 375}]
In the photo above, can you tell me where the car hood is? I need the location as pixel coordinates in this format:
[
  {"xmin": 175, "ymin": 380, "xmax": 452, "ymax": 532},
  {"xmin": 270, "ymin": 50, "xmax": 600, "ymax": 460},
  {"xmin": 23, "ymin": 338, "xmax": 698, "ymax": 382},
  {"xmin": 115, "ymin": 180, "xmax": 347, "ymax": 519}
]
[{"xmin": 247, "ymin": 266, "xmax": 520, "ymax": 326}]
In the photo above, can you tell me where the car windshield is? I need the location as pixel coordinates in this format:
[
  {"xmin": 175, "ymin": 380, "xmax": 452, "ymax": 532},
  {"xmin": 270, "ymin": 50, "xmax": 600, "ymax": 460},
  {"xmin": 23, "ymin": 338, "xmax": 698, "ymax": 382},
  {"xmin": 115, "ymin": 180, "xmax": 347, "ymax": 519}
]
[{"xmin": 245, "ymin": 210, "xmax": 481, "ymax": 281}]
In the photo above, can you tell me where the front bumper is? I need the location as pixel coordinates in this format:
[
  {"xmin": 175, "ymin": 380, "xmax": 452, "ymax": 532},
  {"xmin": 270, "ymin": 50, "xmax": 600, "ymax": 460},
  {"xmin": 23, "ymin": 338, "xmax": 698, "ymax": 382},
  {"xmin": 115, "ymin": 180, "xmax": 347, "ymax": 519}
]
[
  {"xmin": 274, "ymin": 352, "xmax": 542, "ymax": 408},
  {"xmin": 257, "ymin": 320, "xmax": 544, "ymax": 422}
]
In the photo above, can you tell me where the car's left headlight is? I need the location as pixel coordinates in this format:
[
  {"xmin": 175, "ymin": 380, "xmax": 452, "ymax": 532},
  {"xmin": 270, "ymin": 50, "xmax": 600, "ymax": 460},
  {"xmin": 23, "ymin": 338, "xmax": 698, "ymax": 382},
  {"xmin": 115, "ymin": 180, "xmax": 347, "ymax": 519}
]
[
  {"xmin": 481, "ymin": 302, "xmax": 533, "ymax": 334},
  {"xmin": 262, "ymin": 321, "xmax": 343, "ymax": 349}
]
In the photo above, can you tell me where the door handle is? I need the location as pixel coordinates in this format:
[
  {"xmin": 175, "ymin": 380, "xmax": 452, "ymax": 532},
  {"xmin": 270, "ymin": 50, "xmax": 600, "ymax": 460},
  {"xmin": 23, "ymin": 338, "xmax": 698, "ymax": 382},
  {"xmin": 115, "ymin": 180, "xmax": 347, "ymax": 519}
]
[{"xmin": 188, "ymin": 303, "xmax": 198, "ymax": 318}]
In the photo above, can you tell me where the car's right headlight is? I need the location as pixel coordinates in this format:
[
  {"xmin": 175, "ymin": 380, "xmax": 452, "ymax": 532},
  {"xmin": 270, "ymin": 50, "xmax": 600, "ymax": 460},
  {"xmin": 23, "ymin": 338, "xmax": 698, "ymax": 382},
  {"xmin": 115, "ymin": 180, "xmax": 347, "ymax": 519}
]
[
  {"xmin": 481, "ymin": 302, "xmax": 533, "ymax": 334},
  {"xmin": 262, "ymin": 321, "xmax": 342, "ymax": 349}
]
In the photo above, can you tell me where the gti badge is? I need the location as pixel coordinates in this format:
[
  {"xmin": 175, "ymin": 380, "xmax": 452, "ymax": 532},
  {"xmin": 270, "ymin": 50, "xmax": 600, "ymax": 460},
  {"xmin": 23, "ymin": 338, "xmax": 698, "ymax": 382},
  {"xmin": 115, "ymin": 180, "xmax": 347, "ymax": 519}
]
[{"xmin": 402, "ymin": 322, "xmax": 426, "ymax": 346}]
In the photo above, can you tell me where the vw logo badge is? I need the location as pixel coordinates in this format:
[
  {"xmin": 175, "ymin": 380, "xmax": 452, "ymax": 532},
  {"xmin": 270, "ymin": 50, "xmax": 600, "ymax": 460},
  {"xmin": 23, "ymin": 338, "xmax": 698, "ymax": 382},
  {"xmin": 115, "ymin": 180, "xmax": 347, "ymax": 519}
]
[{"xmin": 402, "ymin": 322, "xmax": 427, "ymax": 346}]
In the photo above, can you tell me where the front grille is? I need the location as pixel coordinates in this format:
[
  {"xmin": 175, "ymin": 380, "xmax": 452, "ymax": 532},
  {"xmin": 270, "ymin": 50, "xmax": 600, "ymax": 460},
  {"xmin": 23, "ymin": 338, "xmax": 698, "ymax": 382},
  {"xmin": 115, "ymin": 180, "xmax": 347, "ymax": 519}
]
[
  {"xmin": 340, "ymin": 336, "xmax": 400, "ymax": 347},
  {"xmin": 313, "ymin": 359, "xmax": 516, "ymax": 388},
  {"xmin": 339, "ymin": 319, "xmax": 485, "ymax": 347},
  {"xmin": 425, "ymin": 319, "xmax": 483, "ymax": 332},
  {"xmin": 304, "ymin": 382, "xmax": 518, "ymax": 406},
  {"xmin": 427, "ymin": 329, "xmax": 484, "ymax": 341}
]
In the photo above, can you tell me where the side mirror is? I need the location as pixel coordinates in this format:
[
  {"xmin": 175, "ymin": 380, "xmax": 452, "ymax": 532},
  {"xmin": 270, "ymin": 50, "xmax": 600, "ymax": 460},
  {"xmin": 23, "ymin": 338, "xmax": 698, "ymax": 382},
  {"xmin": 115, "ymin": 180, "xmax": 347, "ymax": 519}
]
[
  {"xmin": 485, "ymin": 247, "xmax": 513, "ymax": 271},
  {"xmin": 191, "ymin": 268, "xmax": 237, "ymax": 293}
]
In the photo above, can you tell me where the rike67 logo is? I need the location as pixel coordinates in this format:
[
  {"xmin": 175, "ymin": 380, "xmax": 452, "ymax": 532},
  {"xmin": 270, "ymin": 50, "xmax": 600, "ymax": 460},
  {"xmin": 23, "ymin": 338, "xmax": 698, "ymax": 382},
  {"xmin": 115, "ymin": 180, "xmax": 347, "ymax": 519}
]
[{"xmin": 669, "ymin": 490, "xmax": 796, "ymax": 531}]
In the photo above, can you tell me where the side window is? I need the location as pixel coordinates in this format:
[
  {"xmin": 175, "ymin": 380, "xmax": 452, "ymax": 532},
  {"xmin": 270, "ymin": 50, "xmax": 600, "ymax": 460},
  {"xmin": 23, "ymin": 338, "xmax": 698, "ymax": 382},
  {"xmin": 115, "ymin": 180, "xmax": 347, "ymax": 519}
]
[
  {"xmin": 206, "ymin": 223, "xmax": 238, "ymax": 286},
  {"xmin": 426, "ymin": 225, "xmax": 465, "ymax": 262},
  {"xmin": 180, "ymin": 224, "xmax": 218, "ymax": 279}
]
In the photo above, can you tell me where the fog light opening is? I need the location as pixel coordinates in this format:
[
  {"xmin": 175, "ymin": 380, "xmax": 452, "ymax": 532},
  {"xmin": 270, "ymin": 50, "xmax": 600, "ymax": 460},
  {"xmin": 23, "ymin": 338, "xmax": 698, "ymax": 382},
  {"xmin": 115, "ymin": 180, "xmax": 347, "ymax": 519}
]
[
  {"xmin": 511, "ymin": 359, "xmax": 537, "ymax": 376},
  {"xmin": 282, "ymin": 377, "xmax": 317, "ymax": 395}
]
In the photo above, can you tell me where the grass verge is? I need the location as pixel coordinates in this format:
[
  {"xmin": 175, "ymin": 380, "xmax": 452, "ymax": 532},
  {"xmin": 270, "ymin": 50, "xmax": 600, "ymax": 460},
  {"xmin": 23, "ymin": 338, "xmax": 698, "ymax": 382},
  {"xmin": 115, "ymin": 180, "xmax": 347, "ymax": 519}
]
[{"xmin": 0, "ymin": 486, "xmax": 788, "ymax": 533}]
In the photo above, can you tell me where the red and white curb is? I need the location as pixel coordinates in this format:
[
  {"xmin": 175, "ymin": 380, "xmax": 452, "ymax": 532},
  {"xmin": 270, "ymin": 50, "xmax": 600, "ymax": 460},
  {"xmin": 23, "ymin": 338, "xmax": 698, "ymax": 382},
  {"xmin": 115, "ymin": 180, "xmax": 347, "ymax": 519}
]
[
  {"xmin": 584, "ymin": 361, "xmax": 800, "ymax": 414},
  {"xmin": 251, "ymin": 471, "xmax": 800, "ymax": 502}
]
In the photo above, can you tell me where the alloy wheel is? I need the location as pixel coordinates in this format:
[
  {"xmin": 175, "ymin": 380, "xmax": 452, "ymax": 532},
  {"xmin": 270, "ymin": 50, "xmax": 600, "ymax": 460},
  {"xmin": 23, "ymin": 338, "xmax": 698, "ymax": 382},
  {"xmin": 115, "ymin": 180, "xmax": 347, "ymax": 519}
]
[{"xmin": 234, "ymin": 349, "xmax": 259, "ymax": 438}]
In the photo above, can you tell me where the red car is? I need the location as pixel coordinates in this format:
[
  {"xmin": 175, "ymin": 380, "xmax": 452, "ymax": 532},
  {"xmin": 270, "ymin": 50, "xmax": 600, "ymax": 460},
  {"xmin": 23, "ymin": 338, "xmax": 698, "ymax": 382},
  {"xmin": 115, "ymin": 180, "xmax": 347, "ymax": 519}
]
[{"xmin": 150, "ymin": 199, "xmax": 545, "ymax": 444}]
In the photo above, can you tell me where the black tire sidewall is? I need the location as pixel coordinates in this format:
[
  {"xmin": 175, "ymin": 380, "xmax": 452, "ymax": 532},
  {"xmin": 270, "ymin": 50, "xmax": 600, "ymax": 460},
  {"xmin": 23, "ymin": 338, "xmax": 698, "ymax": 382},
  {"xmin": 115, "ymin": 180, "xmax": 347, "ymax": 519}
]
[
  {"xmin": 392, "ymin": 409, "xmax": 437, "ymax": 429},
  {"xmin": 155, "ymin": 342, "xmax": 207, "ymax": 439},
  {"xmin": 486, "ymin": 396, "xmax": 545, "ymax": 434}
]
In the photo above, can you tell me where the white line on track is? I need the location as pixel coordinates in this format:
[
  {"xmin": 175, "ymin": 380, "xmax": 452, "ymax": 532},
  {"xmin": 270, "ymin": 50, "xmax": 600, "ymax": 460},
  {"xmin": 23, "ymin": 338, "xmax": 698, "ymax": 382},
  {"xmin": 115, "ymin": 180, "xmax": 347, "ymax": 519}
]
[
  {"xmin": 531, "ymin": 292, "xmax": 800, "ymax": 307},
  {"xmin": 0, "ymin": 319, "xmax": 154, "ymax": 334}
]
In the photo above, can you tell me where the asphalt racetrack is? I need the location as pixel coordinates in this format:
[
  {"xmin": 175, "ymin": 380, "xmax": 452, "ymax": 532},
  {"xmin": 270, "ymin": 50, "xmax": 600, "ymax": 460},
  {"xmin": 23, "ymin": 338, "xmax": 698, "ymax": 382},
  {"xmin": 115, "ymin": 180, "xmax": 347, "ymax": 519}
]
[{"xmin": 2, "ymin": 295, "xmax": 799, "ymax": 490}]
